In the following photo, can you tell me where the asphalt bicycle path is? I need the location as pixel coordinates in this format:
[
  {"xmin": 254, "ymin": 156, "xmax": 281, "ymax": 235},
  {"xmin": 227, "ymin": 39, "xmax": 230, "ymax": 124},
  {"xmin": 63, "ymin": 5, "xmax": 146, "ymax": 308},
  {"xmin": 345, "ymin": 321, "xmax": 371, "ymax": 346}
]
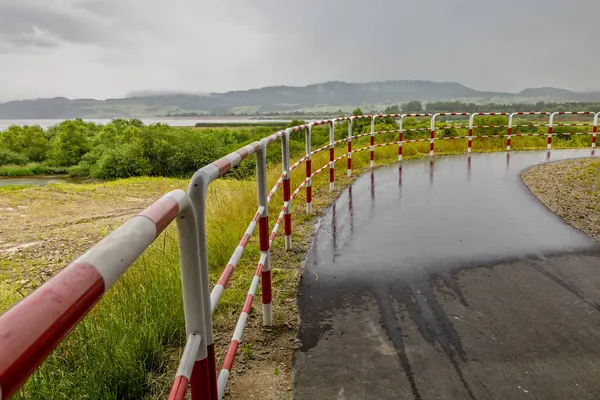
[{"xmin": 293, "ymin": 149, "xmax": 600, "ymax": 400}]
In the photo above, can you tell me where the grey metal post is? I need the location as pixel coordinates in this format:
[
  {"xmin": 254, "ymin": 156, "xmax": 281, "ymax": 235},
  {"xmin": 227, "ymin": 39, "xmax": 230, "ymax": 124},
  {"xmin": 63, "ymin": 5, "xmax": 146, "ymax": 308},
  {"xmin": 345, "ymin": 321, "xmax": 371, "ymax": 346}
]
[
  {"xmin": 175, "ymin": 191, "xmax": 215, "ymax": 400},
  {"xmin": 187, "ymin": 170, "xmax": 219, "ymax": 400}
]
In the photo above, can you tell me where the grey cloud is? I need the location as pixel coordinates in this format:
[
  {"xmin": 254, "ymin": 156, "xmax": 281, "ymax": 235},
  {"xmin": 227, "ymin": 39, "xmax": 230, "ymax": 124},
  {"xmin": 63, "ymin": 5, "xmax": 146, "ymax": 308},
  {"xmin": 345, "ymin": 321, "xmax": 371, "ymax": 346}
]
[
  {"xmin": 0, "ymin": 2, "xmax": 104, "ymax": 47},
  {"xmin": 0, "ymin": 0, "xmax": 158, "ymax": 51},
  {"xmin": 0, "ymin": 0, "xmax": 599, "ymax": 101},
  {"xmin": 226, "ymin": 0, "xmax": 600, "ymax": 92}
]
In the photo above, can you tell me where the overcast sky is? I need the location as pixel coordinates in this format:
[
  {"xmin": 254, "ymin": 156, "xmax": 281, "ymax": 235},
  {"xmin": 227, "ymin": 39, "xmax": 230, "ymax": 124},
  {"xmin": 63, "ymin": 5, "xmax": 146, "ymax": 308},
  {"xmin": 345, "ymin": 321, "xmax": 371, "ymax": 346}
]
[{"xmin": 0, "ymin": 0, "xmax": 598, "ymax": 101}]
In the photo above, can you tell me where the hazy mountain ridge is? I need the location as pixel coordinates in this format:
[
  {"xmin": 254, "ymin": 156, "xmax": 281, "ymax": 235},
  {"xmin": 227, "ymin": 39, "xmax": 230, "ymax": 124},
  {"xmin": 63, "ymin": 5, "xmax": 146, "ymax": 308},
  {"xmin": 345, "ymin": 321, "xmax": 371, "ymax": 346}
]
[{"xmin": 2, "ymin": 80, "xmax": 600, "ymax": 118}]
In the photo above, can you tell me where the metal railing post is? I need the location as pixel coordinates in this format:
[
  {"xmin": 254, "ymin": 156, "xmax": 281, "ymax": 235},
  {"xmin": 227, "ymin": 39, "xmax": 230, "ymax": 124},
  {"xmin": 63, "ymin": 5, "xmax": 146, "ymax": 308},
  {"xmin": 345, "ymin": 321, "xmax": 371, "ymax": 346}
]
[
  {"xmin": 305, "ymin": 123, "xmax": 313, "ymax": 214},
  {"xmin": 430, "ymin": 114, "xmax": 439, "ymax": 157},
  {"xmin": 256, "ymin": 138, "xmax": 273, "ymax": 326},
  {"xmin": 329, "ymin": 120, "xmax": 335, "ymax": 190},
  {"xmin": 593, "ymin": 113, "xmax": 598, "ymax": 149},
  {"xmin": 174, "ymin": 191, "xmax": 214, "ymax": 400},
  {"xmin": 282, "ymin": 129, "xmax": 292, "ymax": 251},
  {"xmin": 508, "ymin": 113, "xmax": 515, "ymax": 151},
  {"xmin": 548, "ymin": 112, "xmax": 558, "ymax": 150},
  {"xmin": 347, "ymin": 119, "xmax": 353, "ymax": 176},
  {"xmin": 468, "ymin": 114, "xmax": 475, "ymax": 153},
  {"xmin": 370, "ymin": 116, "xmax": 376, "ymax": 168},
  {"xmin": 398, "ymin": 116, "xmax": 404, "ymax": 161},
  {"xmin": 188, "ymin": 172, "xmax": 221, "ymax": 400}
]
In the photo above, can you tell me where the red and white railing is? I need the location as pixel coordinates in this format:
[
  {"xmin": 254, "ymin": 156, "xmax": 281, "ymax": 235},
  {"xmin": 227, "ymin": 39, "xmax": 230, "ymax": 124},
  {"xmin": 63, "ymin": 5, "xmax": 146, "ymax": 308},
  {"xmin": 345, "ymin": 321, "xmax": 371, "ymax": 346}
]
[{"xmin": 0, "ymin": 110, "xmax": 599, "ymax": 400}]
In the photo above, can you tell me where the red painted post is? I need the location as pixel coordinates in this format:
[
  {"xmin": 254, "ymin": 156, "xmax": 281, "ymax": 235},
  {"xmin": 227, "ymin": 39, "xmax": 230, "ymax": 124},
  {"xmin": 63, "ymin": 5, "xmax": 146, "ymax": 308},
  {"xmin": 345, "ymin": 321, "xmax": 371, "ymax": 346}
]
[
  {"xmin": 398, "ymin": 116, "xmax": 404, "ymax": 161},
  {"xmin": 547, "ymin": 112, "xmax": 558, "ymax": 150},
  {"xmin": 370, "ymin": 116, "xmax": 375, "ymax": 168},
  {"xmin": 329, "ymin": 121, "xmax": 335, "ymax": 190},
  {"xmin": 399, "ymin": 132, "xmax": 403, "ymax": 161},
  {"xmin": 305, "ymin": 123, "xmax": 312, "ymax": 213},
  {"xmin": 282, "ymin": 129, "xmax": 292, "ymax": 250},
  {"xmin": 468, "ymin": 114, "xmax": 474, "ymax": 153},
  {"xmin": 168, "ymin": 334, "xmax": 202, "ymax": 400},
  {"xmin": 347, "ymin": 119, "xmax": 353, "ymax": 176},
  {"xmin": 593, "ymin": 113, "xmax": 598, "ymax": 149},
  {"xmin": 256, "ymin": 139, "xmax": 272, "ymax": 326}
]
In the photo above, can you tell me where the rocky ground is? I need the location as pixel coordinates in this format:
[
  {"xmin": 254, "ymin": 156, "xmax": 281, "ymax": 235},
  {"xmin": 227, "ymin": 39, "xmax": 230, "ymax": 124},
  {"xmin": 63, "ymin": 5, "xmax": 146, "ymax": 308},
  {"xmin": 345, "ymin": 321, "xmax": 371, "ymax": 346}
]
[{"xmin": 522, "ymin": 157, "xmax": 600, "ymax": 241}]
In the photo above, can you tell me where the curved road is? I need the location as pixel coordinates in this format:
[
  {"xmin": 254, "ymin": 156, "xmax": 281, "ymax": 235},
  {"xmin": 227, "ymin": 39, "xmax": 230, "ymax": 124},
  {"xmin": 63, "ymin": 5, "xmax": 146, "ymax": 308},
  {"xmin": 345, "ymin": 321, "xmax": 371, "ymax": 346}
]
[{"xmin": 294, "ymin": 149, "xmax": 600, "ymax": 400}]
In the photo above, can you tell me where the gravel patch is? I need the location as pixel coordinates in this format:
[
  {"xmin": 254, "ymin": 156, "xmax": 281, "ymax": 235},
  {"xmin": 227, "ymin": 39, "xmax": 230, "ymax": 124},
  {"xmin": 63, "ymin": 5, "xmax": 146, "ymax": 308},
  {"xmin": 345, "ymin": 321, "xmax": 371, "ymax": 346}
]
[{"xmin": 522, "ymin": 157, "xmax": 600, "ymax": 241}]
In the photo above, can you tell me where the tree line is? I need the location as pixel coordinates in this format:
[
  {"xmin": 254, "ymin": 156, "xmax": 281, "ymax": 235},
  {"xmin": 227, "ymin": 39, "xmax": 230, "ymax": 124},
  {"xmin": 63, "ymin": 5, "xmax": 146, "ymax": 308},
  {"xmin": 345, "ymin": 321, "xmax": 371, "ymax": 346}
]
[{"xmin": 383, "ymin": 101, "xmax": 600, "ymax": 115}]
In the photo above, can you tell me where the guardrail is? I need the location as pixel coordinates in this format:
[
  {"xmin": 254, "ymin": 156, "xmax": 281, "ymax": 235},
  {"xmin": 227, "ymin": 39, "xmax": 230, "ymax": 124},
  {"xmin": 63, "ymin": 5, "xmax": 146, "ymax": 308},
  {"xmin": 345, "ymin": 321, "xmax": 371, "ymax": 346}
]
[{"xmin": 0, "ymin": 110, "xmax": 598, "ymax": 400}]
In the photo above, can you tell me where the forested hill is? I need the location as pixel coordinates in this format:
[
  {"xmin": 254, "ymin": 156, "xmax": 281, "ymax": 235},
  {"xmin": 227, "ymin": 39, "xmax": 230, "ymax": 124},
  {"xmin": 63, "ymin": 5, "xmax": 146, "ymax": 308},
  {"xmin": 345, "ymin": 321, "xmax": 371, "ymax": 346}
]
[{"xmin": 2, "ymin": 80, "xmax": 600, "ymax": 119}]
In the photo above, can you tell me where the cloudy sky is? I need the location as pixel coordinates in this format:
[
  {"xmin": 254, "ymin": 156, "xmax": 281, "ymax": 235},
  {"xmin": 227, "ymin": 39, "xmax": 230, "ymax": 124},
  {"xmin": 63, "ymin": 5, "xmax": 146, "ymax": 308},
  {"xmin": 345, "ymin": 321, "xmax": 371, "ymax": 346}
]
[{"xmin": 0, "ymin": 0, "xmax": 598, "ymax": 101}]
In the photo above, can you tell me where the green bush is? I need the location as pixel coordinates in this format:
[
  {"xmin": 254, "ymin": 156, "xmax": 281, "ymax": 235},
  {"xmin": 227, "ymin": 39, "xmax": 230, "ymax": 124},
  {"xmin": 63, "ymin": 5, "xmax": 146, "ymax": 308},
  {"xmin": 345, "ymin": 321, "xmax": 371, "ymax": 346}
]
[
  {"xmin": 47, "ymin": 120, "xmax": 93, "ymax": 166},
  {"xmin": 91, "ymin": 143, "xmax": 152, "ymax": 179},
  {"xmin": 0, "ymin": 149, "xmax": 29, "ymax": 165}
]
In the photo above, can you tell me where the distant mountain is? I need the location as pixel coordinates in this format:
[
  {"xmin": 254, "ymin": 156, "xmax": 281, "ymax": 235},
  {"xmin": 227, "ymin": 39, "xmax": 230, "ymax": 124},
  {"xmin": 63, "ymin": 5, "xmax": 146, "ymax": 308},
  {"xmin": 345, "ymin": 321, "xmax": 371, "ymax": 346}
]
[
  {"xmin": 517, "ymin": 87, "xmax": 600, "ymax": 102},
  {"xmin": 125, "ymin": 90, "xmax": 210, "ymax": 98},
  {"xmin": 1, "ymin": 80, "xmax": 600, "ymax": 119}
]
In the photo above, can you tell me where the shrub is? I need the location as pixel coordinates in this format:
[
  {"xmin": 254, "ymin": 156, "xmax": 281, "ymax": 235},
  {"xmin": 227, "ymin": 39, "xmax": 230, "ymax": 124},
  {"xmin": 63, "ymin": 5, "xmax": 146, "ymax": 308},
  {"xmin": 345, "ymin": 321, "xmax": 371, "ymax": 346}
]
[
  {"xmin": 0, "ymin": 149, "xmax": 29, "ymax": 165},
  {"xmin": 91, "ymin": 143, "xmax": 152, "ymax": 179}
]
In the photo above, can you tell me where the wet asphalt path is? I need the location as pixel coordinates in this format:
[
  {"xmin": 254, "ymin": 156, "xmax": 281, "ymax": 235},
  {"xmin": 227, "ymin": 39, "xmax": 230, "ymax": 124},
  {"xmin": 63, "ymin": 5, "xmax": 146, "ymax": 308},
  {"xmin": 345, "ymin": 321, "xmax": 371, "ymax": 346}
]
[{"xmin": 293, "ymin": 149, "xmax": 600, "ymax": 400}]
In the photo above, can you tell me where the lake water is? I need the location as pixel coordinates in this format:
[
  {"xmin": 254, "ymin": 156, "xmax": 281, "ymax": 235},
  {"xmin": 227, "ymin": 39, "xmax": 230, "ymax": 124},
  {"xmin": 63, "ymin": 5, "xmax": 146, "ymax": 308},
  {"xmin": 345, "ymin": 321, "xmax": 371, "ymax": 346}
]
[
  {"xmin": 0, "ymin": 176, "xmax": 66, "ymax": 187},
  {"xmin": 0, "ymin": 117, "xmax": 291, "ymax": 131}
]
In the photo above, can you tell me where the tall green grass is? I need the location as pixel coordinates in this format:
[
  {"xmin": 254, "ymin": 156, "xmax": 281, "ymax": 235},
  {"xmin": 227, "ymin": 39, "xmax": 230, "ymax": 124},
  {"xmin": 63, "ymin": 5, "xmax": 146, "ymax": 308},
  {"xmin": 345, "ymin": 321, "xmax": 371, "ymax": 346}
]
[
  {"xmin": 0, "ymin": 163, "xmax": 69, "ymax": 177},
  {"xmin": 8, "ymin": 133, "xmax": 594, "ymax": 399}
]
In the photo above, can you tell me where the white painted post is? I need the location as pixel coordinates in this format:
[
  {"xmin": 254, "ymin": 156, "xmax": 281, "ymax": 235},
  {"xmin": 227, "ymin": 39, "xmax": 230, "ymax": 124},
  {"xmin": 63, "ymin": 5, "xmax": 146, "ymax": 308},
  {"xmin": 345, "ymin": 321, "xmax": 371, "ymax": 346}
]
[
  {"xmin": 468, "ymin": 114, "xmax": 475, "ymax": 153},
  {"xmin": 430, "ymin": 114, "xmax": 440, "ymax": 157},
  {"xmin": 548, "ymin": 112, "xmax": 558, "ymax": 150},
  {"xmin": 507, "ymin": 113, "xmax": 515, "ymax": 151}
]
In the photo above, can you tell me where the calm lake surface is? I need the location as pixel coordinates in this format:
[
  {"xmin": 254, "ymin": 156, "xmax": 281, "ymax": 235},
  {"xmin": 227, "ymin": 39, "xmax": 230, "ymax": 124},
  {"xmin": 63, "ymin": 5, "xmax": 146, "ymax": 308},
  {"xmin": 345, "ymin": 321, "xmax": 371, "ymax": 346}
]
[
  {"xmin": 0, "ymin": 176, "xmax": 68, "ymax": 187},
  {"xmin": 0, "ymin": 117, "xmax": 291, "ymax": 131}
]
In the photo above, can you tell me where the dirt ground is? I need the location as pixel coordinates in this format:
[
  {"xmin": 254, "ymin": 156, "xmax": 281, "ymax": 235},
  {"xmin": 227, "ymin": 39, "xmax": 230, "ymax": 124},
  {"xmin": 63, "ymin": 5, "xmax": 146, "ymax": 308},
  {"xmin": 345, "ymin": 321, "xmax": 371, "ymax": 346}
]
[
  {"xmin": 0, "ymin": 178, "xmax": 188, "ymax": 296},
  {"xmin": 522, "ymin": 157, "xmax": 600, "ymax": 240}
]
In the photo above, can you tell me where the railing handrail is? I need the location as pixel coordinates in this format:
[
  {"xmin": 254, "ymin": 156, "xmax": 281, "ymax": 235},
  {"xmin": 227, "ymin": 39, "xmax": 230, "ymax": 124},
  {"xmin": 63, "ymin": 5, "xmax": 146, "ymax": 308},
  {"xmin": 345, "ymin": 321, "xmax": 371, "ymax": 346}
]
[{"xmin": 1, "ymin": 110, "xmax": 598, "ymax": 400}]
